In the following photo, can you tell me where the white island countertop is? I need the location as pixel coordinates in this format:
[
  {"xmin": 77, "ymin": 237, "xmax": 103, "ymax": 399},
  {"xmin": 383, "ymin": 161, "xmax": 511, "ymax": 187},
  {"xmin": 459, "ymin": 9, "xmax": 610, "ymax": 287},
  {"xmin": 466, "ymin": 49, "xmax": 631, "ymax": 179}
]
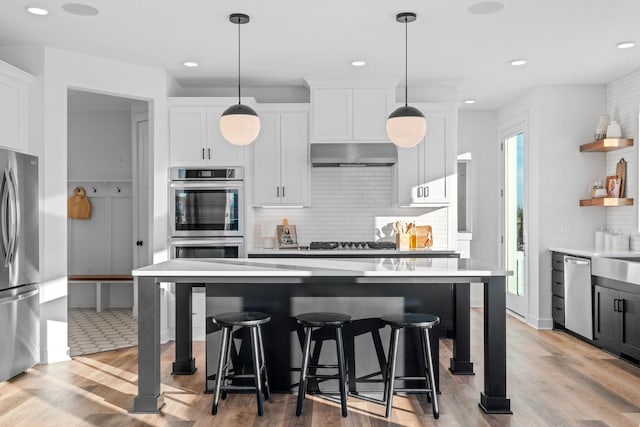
[{"xmin": 132, "ymin": 257, "xmax": 507, "ymax": 278}]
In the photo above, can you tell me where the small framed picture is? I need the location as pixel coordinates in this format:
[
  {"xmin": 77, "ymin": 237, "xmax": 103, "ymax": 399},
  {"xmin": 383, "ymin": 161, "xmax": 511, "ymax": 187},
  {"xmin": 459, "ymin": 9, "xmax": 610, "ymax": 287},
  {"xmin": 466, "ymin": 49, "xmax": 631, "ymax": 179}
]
[
  {"xmin": 276, "ymin": 225, "xmax": 298, "ymax": 248},
  {"xmin": 606, "ymin": 175, "xmax": 621, "ymax": 198}
]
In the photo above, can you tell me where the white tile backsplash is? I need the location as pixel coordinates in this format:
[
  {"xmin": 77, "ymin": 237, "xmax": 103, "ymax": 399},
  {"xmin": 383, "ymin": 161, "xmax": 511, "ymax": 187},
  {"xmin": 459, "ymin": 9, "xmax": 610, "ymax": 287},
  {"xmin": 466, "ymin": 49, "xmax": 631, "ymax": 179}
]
[
  {"xmin": 606, "ymin": 70, "xmax": 640, "ymax": 233},
  {"xmin": 253, "ymin": 167, "xmax": 449, "ymax": 247}
]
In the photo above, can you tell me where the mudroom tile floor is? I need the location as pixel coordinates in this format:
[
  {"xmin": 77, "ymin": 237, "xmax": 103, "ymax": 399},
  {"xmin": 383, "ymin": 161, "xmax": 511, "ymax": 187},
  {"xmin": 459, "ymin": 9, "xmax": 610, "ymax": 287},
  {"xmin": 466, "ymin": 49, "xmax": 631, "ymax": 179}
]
[{"xmin": 68, "ymin": 308, "xmax": 137, "ymax": 356}]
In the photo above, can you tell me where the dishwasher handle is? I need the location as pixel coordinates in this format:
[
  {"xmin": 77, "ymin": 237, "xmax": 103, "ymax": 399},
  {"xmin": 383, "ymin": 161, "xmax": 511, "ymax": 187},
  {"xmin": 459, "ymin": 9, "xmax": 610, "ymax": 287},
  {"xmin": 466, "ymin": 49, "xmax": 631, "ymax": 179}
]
[{"xmin": 565, "ymin": 257, "xmax": 590, "ymax": 266}]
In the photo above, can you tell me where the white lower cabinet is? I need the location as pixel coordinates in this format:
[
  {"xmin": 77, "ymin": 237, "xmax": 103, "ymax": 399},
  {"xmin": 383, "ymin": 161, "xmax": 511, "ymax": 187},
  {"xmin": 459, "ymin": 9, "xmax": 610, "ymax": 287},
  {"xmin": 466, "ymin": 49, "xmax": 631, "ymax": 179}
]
[
  {"xmin": 253, "ymin": 106, "xmax": 310, "ymax": 206},
  {"xmin": 396, "ymin": 106, "xmax": 456, "ymax": 205},
  {"xmin": 168, "ymin": 99, "xmax": 248, "ymax": 166}
]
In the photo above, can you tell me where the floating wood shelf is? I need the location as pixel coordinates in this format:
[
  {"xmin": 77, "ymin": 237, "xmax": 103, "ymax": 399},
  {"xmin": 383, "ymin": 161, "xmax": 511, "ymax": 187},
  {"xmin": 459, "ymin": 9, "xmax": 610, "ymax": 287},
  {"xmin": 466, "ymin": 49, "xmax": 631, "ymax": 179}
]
[
  {"xmin": 580, "ymin": 138, "xmax": 633, "ymax": 152},
  {"xmin": 580, "ymin": 198, "xmax": 634, "ymax": 207}
]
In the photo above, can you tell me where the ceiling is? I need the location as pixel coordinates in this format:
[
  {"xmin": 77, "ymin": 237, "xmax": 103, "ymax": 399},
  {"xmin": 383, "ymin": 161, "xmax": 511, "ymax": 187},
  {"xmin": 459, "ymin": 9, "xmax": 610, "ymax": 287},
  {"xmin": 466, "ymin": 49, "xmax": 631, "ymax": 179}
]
[{"xmin": 2, "ymin": 1, "xmax": 640, "ymax": 109}]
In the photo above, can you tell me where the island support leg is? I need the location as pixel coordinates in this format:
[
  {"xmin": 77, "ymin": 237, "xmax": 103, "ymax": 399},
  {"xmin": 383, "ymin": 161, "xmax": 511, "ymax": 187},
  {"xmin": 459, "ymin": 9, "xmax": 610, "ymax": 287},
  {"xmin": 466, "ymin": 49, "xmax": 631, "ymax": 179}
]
[
  {"xmin": 449, "ymin": 283, "xmax": 474, "ymax": 375},
  {"xmin": 133, "ymin": 277, "xmax": 164, "ymax": 413},
  {"xmin": 480, "ymin": 276, "xmax": 511, "ymax": 414},
  {"xmin": 172, "ymin": 283, "xmax": 196, "ymax": 374}
]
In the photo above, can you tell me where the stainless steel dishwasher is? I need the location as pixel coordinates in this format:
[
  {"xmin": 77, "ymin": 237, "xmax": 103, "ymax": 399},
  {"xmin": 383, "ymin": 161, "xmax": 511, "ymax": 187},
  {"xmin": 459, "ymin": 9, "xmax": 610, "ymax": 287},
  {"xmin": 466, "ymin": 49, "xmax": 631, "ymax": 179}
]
[{"xmin": 564, "ymin": 256, "xmax": 593, "ymax": 339}]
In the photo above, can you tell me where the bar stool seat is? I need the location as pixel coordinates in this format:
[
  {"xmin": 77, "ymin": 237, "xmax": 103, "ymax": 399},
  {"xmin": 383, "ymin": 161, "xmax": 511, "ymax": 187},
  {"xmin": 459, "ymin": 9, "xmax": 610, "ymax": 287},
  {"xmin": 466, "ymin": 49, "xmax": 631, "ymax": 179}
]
[
  {"xmin": 211, "ymin": 311, "xmax": 271, "ymax": 416},
  {"xmin": 296, "ymin": 312, "xmax": 351, "ymax": 417},
  {"xmin": 381, "ymin": 313, "xmax": 440, "ymax": 419}
]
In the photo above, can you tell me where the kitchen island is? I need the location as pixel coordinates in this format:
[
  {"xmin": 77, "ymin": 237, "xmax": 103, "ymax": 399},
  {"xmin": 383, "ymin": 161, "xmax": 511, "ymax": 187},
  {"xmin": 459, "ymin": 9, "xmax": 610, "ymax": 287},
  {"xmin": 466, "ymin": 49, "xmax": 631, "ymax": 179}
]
[{"xmin": 132, "ymin": 257, "xmax": 511, "ymax": 415}]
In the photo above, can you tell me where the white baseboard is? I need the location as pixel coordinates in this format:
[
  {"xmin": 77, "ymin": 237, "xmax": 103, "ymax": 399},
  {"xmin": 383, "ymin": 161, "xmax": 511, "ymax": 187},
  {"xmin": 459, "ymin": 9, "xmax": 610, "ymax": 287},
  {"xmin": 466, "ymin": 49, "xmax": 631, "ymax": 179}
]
[{"xmin": 529, "ymin": 316, "xmax": 553, "ymax": 330}]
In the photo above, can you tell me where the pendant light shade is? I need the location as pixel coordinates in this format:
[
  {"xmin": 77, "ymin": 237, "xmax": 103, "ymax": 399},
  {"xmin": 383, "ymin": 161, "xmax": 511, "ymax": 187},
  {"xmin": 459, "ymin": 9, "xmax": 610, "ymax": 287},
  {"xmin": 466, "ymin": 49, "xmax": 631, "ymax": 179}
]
[
  {"xmin": 220, "ymin": 13, "xmax": 261, "ymax": 146},
  {"xmin": 387, "ymin": 12, "xmax": 426, "ymax": 148}
]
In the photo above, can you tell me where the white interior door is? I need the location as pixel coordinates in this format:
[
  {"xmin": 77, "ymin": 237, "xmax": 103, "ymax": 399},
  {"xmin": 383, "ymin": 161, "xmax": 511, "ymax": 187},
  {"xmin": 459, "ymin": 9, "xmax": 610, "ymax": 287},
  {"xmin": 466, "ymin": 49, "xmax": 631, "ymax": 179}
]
[{"xmin": 501, "ymin": 121, "xmax": 528, "ymax": 317}]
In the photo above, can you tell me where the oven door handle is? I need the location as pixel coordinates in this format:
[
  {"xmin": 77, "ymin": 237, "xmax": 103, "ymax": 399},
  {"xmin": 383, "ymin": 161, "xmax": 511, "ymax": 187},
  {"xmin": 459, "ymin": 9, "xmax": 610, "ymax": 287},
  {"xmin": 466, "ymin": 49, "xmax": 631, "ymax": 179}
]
[
  {"xmin": 169, "ymin": 238, "xmax": 245, "ymax": 247},
  {"xmin": 170, "ymin": 181, "xmax": 244, "ymax": 190}
]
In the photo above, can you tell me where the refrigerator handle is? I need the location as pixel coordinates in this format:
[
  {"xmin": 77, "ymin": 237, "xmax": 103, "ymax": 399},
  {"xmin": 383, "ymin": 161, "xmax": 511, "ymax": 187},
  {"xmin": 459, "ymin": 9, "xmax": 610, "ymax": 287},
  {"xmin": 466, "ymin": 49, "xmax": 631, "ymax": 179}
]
[
  {"xmin": 7, "ymin": 168, "xmax": 19, "ymax": 264},
  {"xmin": 0, "ymin": 170, "xmax": 9, "ymax": 265},
  {"xmin": 0, "ymin": 288, "xmax": 38, "ymax": 306}
]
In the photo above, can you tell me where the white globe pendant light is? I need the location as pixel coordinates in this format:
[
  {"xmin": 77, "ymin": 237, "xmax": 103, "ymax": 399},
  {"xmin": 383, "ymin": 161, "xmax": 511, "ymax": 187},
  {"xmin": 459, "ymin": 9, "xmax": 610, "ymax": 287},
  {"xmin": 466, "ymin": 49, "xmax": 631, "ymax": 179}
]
[
  {"xmin": 386, "ymin": 12, "xmax": 426, "ymax": 148},
  {"xmin": 220, "ymin": 13, "xmax": 261, "ymax": 146}
]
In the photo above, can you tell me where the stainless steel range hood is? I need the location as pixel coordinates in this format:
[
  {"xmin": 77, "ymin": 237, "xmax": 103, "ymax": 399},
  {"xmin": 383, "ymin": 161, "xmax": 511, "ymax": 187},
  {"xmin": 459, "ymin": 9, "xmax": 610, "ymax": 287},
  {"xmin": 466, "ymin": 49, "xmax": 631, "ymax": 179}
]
[{"xmin": 310, "ymin": 143, "xmax": 398, "ymax": 167}]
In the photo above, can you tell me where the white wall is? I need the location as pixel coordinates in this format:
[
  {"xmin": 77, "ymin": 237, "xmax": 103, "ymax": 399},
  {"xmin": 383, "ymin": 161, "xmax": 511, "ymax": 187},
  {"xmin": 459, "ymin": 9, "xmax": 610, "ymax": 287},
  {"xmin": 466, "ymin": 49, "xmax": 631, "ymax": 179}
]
[
  {"xmin": 605, "ymin": 70, "xmax": 640, "ymax": 232},
  {"xmin": 498, "ymin": 85, "xmax": 606, "ymax": 328},
  {"xmin": 458, "ymin": 110, "xmax": 499, "ymax": 306},
  {"xmin": 0, "ymin": 47, "xmax": 172, "ymax": 363},
  {"xmin": 68, "ymin": 110, "xmax": 132, "ymax": 180}
]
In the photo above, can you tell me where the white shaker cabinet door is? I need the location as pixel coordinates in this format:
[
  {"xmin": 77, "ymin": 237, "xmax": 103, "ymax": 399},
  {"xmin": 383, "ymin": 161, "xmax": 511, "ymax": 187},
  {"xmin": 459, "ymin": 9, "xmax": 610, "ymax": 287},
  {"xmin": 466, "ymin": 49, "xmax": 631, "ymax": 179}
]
[
  {"xmin": 169, "ymin": 106, "xmax": 207, "ymax": 166},
  {"xmin": 280, "ymin": 112, "xmax": 310, "ymax": 206},
  {"xmin": 352, "ymin": 88, "xmax": 394, "ymax": 141},
  {"xmin": 206, "ymin": 106, "xmax": 246, "ymax": 165},
  {"xmin": 311, "ymin": 88, "xmax": 352, "ymax": 141},
  {"xmin": 253, "ymin": 113, "xmax": 281, "ymax": 206},
  {"xmin": 420, "ymin": 116, "xmax": 448, "ymax": 203}
]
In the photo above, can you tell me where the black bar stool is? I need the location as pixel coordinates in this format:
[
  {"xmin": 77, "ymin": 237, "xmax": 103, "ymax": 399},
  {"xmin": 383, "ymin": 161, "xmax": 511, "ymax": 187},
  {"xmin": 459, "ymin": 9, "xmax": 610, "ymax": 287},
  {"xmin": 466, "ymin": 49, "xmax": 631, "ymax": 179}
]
[
  {"xmin": 295, "ymin": 312, "xmax": 351, "ymax": 418},
  {"xmin": 211, "ymin": 311, "xmax": 271, "ymax": 416},
  {"xmin": 381, "ymin": 313, "xmax": 440, "ymax": 419}
]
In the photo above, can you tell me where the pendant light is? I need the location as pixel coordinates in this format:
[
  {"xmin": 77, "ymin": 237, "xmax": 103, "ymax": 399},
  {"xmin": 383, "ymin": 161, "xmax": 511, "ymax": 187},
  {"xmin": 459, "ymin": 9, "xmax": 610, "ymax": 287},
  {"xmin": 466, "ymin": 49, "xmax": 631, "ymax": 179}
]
[
  {"xmin": 386, "ymin": 12, "xmax": 427, "ymax": 148},
  {"xmin": 219, "ymin": 13, "xmax": 261, "ymax": 146}
]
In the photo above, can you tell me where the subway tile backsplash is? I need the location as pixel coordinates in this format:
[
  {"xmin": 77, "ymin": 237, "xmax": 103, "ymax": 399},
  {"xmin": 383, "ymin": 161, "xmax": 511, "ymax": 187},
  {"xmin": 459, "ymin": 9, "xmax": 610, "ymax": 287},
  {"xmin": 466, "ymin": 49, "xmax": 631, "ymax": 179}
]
[{"xmin": 253, "ymin": 167, "xmax": 449, "ymax": 247}]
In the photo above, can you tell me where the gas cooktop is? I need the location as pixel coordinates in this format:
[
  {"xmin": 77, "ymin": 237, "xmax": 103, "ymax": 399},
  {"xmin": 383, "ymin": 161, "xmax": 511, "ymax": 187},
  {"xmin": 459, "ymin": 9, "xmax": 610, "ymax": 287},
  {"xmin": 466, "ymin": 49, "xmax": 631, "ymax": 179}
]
[{"xmin": 309, "ymin": 241, "xmax": 397, "ymax": 250}]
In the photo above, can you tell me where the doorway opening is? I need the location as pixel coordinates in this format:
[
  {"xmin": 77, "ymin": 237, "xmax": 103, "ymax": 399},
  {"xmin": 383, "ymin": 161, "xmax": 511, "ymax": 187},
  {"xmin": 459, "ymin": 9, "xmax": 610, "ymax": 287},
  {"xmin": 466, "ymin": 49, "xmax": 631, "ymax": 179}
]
[
  {"xmin": 66, "ymin": 89, "xmax": 150, "ymax": 356},
  {"xmin": 502, "ymin": 128, "xmax": 527, "ymax": 317}
]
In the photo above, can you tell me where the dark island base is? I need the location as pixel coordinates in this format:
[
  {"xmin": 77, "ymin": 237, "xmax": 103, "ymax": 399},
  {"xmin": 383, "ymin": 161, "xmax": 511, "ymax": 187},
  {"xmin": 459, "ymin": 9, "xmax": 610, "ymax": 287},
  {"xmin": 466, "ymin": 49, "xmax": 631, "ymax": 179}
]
[{"xmin": 201, "ymin": 282, "xmax": 456, "ymax": 394}]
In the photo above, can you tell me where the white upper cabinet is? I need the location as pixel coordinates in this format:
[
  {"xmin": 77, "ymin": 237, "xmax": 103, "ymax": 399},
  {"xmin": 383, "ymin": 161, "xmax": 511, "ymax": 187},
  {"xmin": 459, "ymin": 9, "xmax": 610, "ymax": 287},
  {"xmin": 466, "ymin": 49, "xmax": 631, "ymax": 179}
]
[
  {"xmin": 253, "ymin": 105, "xmax": 310, "ymax": 207},
  {"xmin": 0, "ymin": 60, "xmax": 33, "ymax": 153},
  {"xmin": 308, "ymin": 81, "xmax": 395, "ymax": 143},
  {"xmin": 396, "ymin": 105, "xmax": 457, "ymax": 205},
  {"xmin": 168, "ymin": 98, "xmax": 248, "ymax": 166}
]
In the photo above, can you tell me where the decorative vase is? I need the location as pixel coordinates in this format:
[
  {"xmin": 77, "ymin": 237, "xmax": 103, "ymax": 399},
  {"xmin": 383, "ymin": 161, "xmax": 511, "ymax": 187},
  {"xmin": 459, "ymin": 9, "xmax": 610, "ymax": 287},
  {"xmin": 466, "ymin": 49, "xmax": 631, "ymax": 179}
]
[{"xmin": 606, "ymin": 120, "xmax": 621, "ymax": 138}]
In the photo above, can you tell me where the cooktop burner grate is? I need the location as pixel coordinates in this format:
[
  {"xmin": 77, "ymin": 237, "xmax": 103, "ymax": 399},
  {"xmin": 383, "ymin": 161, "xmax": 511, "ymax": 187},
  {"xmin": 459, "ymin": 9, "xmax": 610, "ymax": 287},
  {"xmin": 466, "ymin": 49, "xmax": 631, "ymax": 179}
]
[{"xmin": 309, "ymin": 241, "xmax": 396, "ymax": 250}]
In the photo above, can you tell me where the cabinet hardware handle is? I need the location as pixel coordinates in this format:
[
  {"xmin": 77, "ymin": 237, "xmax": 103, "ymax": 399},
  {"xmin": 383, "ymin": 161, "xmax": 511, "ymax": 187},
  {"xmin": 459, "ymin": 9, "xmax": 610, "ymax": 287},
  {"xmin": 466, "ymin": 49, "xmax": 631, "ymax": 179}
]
[
  {"xmin": 417, "ymin": 187, "xmax": 423, "ymax": 197},
  {"xmin": 208, "ymin": 148, "xmax": 211, "ymax": 160},
  {"xmin": 282, "ymin": 186, "xmax": 285, "ymax": 198},
  {"xmin": 136, "ymin": 240, "xmax": 143, "ymax": 247},
  {"xmin": 618, "ymin": 299, "xmax": 624, "ymax": 313},
  {"xmin": 276, "ymin": 186, "xmax": 279, "ymax": 197},
  {"xmin": 424, "ymin": 186, "xmax": 429, "ymax": 197},
  {"xmin": 613, "ymin": 299, "xmax": 619, "ymax": 312},
  {"xmin": 202, "ymin": 148, "xmax": 205, "ymax": 159}
]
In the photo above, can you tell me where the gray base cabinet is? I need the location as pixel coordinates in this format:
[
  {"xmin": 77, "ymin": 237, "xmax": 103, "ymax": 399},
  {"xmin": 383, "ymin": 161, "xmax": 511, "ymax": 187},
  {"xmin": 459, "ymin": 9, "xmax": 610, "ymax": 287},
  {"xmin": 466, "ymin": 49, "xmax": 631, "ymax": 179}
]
[
  {"xmin": 593, "ymin": 279, "xmax": 640, "ymax": 362},
  {"xmin": 551, "ymin": 252, "xmax": 565, "ymax": 328}
]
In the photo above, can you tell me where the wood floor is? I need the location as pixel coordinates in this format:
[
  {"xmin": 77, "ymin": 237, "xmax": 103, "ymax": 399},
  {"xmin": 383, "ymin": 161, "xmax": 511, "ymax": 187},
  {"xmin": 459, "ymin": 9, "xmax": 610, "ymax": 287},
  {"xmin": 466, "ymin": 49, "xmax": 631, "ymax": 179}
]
[{"xmin": 2, "ymin": 309, "xmax": 640, "ymax": 426}]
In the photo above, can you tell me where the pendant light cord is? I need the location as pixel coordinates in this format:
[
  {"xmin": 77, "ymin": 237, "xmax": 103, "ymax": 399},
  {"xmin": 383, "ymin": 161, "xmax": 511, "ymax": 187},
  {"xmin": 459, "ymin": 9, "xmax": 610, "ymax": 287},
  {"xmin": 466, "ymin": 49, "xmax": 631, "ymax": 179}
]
[
  {"xmin": 237, "ymin": 20, "xmax": 241, "ymax": 105},
  {"xmin": 404, "ymin": 16, "xmax": 408, "ymax": 107}
]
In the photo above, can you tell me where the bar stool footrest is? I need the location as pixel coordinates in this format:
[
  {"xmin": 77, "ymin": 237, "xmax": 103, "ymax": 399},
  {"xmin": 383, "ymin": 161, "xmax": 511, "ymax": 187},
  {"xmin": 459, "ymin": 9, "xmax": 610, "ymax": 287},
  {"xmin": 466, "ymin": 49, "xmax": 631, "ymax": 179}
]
[
  {"xmin": 221, "ymin": 385, "xmax": 263, "ymax": 392},
  {"xmin": 306, "ymin": 374, "xmax": 342, "ymax": 380},
  {"xmin": 392, "ymin": 388, "xmax": 434, "ymax": 393}
]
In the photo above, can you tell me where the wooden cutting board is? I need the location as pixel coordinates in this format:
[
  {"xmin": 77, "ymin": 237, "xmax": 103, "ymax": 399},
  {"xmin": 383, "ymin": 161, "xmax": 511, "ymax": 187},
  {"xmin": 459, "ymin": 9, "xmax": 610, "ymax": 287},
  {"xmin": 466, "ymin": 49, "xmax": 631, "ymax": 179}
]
[
  {"xmin": 616, "ymin": 158, "xmax": 627, "ymax": 198},
  {"xmin": 416, "ymin": 225, "xmax": 433, "ymax": 248},
  {"xmin": 68, "ymin": 186, "xmax": 92, "ymax": 219}
]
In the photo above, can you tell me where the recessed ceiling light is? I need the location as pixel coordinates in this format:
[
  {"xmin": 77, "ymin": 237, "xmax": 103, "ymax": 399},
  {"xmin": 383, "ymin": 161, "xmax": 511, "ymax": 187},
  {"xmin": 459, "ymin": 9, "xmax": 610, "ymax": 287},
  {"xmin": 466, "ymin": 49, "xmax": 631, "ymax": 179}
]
[
  {"xmin": 183, "ymin": 61, "xmax": 199, "ymax": 68},
  {"xmin": 468, "ymin": 1, "xmax": 505, "ymax": 15},
  {"xmin": 62, "ymin": 3, "xmax": 99, "ymax": 16},
  {"xmin": 510, "ymin": 59, "xmax": 527, "ymax": 66},
  {"xmin": 616, "ymin": 41, "xmax": 635, "ymax": 49},
  {"xmin": 464, "ymin": 99, "xmax": 476, "ymax": 104},
  {"xmin": 26, "ymin": 6, "xmax": 48, "ymax": 15},
  {"xmin": 351, "ymin": 60, "xmax": 366, "ymax": 67}
]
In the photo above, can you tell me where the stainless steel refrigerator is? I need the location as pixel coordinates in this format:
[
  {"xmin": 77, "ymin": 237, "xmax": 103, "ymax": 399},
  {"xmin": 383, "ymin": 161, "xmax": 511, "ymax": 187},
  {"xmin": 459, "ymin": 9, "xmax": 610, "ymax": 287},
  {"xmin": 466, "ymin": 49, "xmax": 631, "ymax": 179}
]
[{"xmin": 0, "ymin": 149, "xmax": 39, "ymax": 382}]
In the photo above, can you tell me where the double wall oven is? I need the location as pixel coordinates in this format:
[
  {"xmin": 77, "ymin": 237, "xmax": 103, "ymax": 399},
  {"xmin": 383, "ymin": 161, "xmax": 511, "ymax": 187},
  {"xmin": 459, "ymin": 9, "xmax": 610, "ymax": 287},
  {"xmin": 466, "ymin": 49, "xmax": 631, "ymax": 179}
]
[{"xmin": 169, "ymin": 166, "xmax": 244, "ymax": 258}]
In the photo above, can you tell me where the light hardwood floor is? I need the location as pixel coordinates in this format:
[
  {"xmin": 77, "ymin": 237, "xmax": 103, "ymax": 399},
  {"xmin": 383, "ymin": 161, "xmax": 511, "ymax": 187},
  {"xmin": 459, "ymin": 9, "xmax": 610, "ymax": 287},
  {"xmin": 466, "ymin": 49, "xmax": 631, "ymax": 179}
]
[{"xmin": 1, "ymin": 309, "xmax": 640, "ymax": 426}]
